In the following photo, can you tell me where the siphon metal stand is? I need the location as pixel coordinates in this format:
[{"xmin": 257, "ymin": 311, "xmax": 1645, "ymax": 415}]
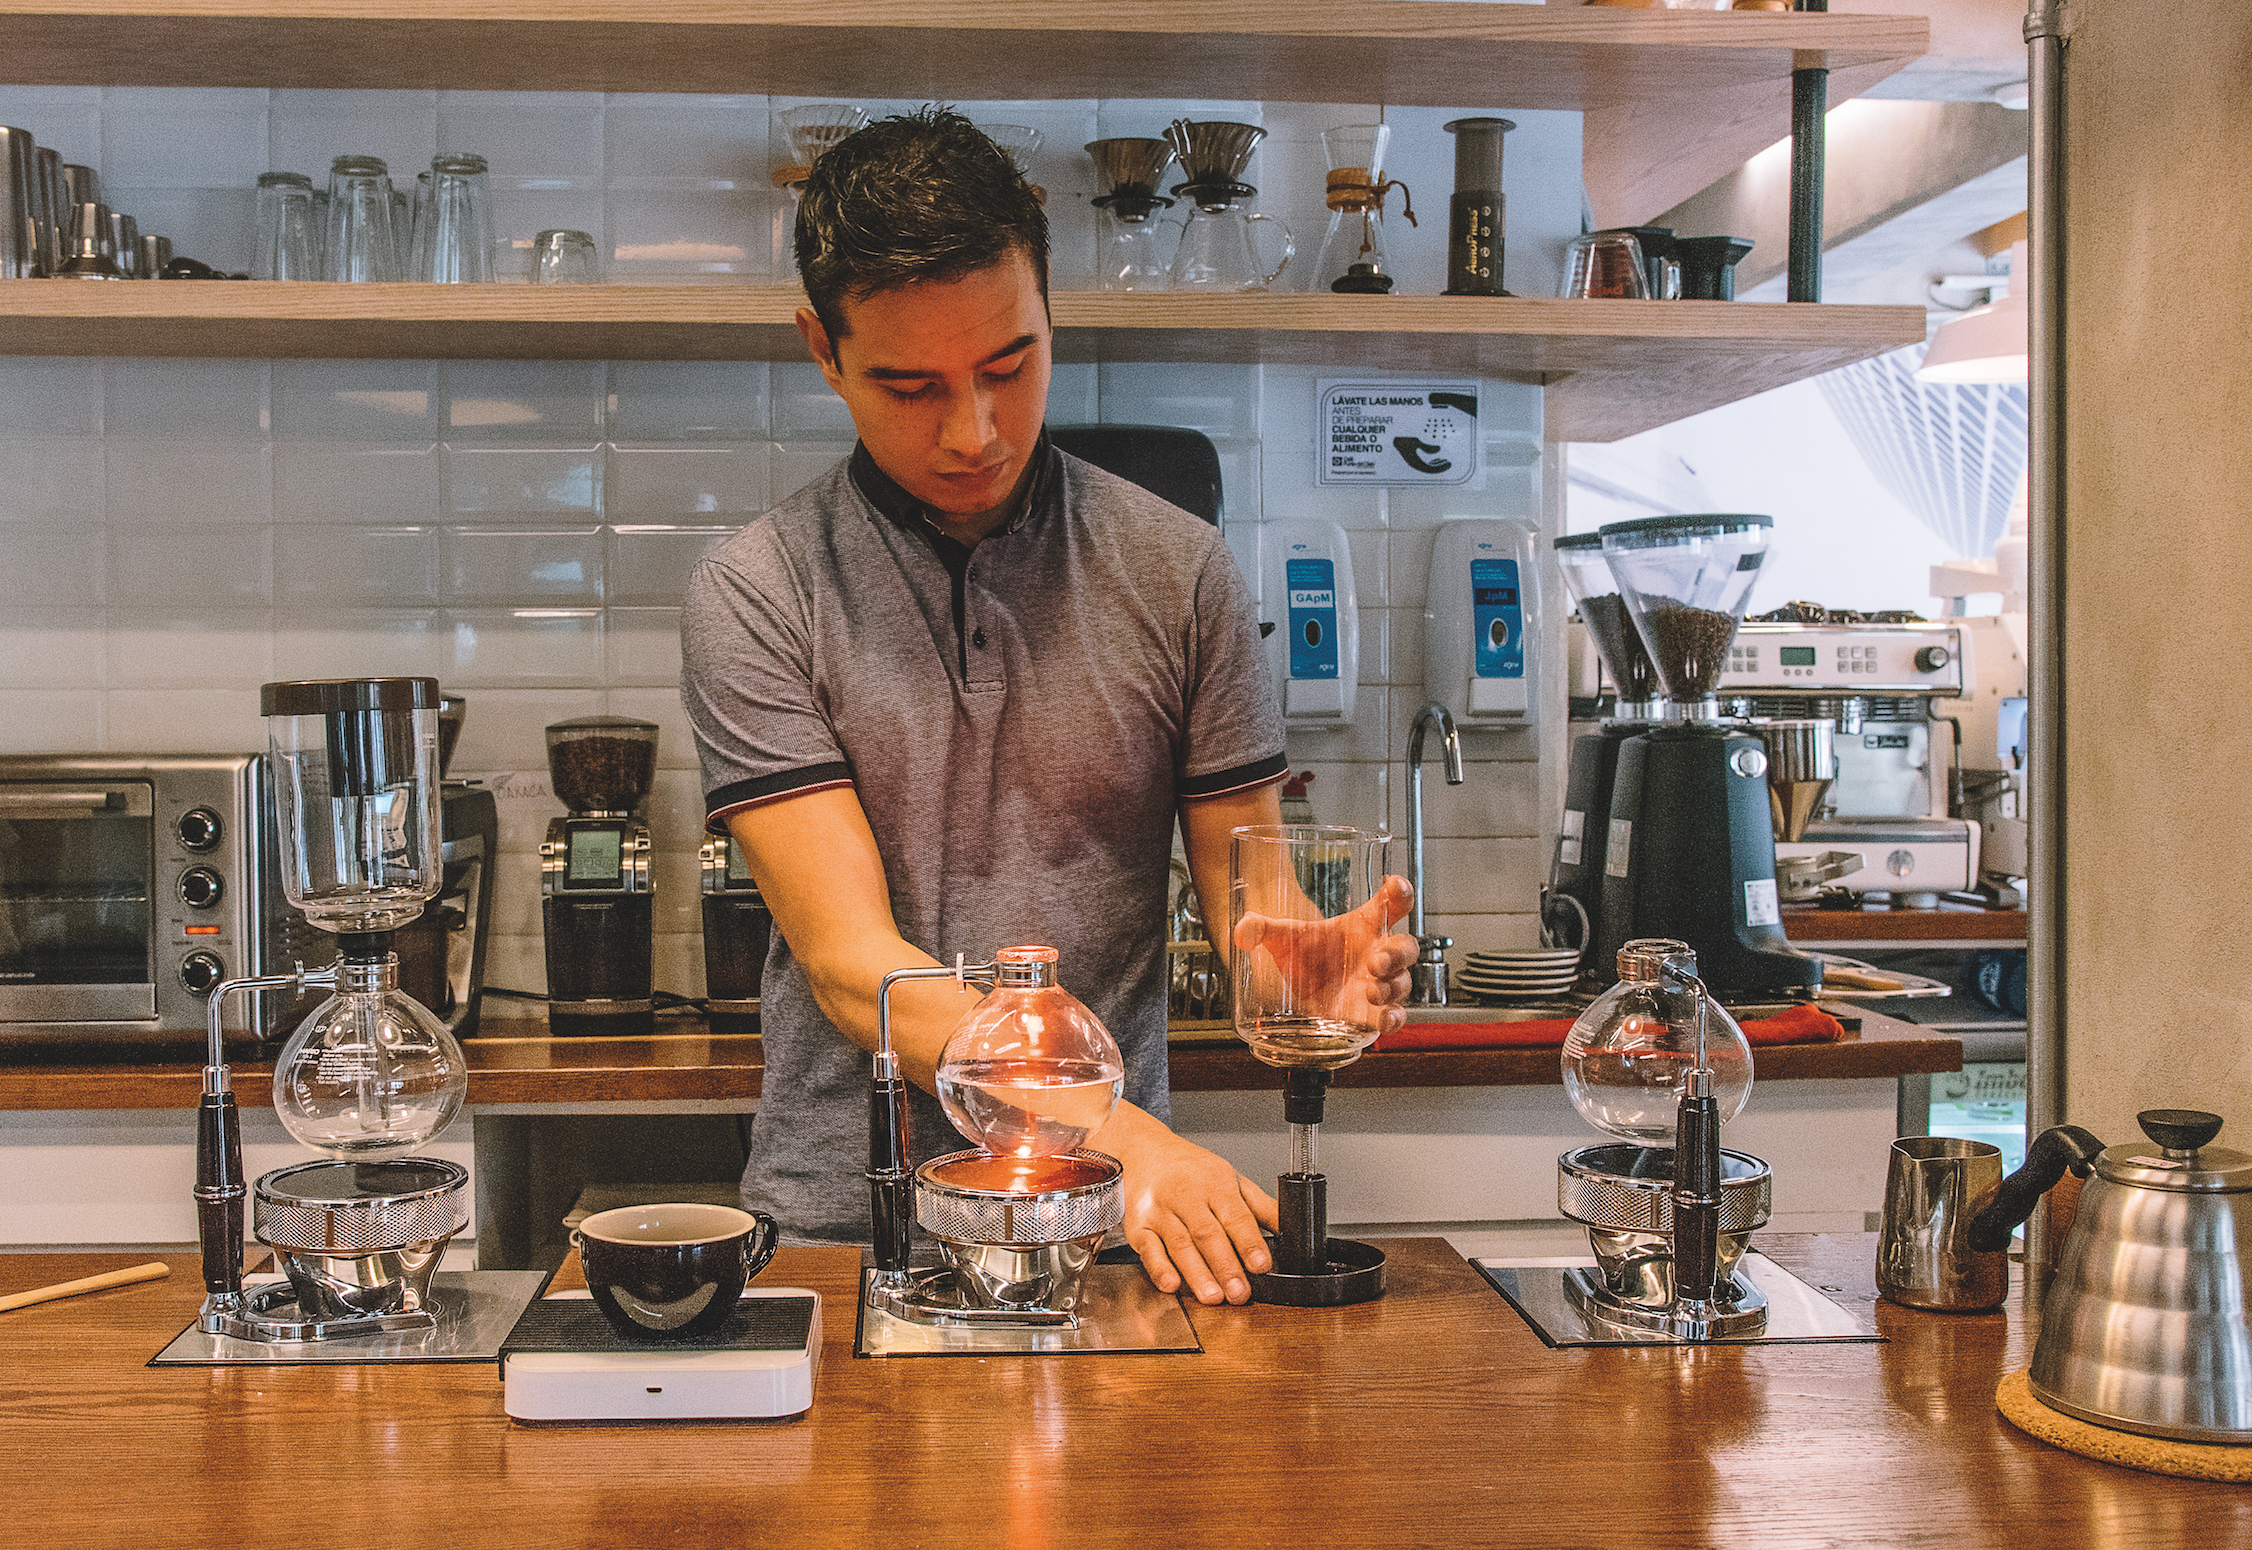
[{"xmin": 1250, "ymin": 1069, "xmax": 1385, "ymax": 1307}]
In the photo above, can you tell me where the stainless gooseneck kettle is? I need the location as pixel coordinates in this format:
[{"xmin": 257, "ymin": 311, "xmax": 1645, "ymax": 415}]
[{"xmin": 1969, "ymin": 1108, "xmax": 2252, "ymax": 1443}]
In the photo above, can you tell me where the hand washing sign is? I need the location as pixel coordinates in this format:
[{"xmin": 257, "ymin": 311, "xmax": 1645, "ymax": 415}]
[{"xmin": 1317, "ymin": 380, "xmax": 1480, "ymax": 486}]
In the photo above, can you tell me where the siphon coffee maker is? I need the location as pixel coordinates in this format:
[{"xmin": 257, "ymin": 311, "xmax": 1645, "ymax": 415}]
[
  {"xmin": 1590, "ymin": 516, "xmax": 1822, "ymax": 1000},
  {"xmin": 191, "ymin": 678, "xmax": 478, "ymax": 1344},
  {"xmin": 1311, "ymin": 123, "xmax": 1416, "ymax": 294},
  {"xmin": 1229, "ymin": 824, "xmax": 1391, "ymax": 1306},
  {"xmin": 857, "ymin": 946, "xmax": 1196, "ymax": 1356},
  {"xmin": 540, "ymin": 716, "xmax": 658, "ymax": 1037},
  {"xmin": 1164, "ymin": 119, "xmax": 1293, "ymax": 292},
  {"xmin": 1086, "ymin": 136, "xmax": 1177, "ymax": 292}
]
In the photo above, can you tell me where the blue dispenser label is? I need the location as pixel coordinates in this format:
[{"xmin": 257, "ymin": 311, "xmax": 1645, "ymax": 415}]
[
  {"xmin": 1472, "ymin": 557, "xmax": 1523, "ymax": 679},
  {"xmin": 1286, "ymin": 557, "xmax": 1340, "ymax": 680}
]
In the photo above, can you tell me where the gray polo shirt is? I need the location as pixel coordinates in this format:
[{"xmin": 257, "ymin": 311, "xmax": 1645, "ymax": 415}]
[{"xmin": 680, "ymin": 438, "xmax": 1285, "ymax": 1243}]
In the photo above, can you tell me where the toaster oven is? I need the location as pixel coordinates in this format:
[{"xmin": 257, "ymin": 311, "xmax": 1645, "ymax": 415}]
[{"xmin": 0, "ymin": 754, "xmax": 327, "ymax": 1048}]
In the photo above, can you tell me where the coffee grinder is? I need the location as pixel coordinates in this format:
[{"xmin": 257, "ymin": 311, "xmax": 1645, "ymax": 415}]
[
  {"xmin": 1542, "ymin": 532, "xmax": 1668, "ymax": 964},
  {"xmin": 183, "ymin": 679, "xmax": 529, "ymax": 1350},
  {"xmin": 856, "ymin": 945, "xmax": 1197, "ymax": 1357},
  {"xmin": 540, "ymin": 716, "xmax": 657, "ymax": 1037},
  {"xmin": 700, "ymin": 833, "xmax": 770, "ymax": 1037},
  {"xmin": 1590, "ymin": 516, "xmax": 1821, "ymax": 1000}
]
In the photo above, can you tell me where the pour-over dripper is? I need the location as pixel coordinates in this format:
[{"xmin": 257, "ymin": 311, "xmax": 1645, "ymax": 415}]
[
  {"xmin": 1597, "ymin": 515, "xmax": 1772, "ymax": 716},
  {"xmin": 1554, "ymin": 533, "xmax": 1662, "ymax": 716},
  {"xmin": 1087, "ymin": 137, "xmax": 1174, "ymax": 205},
  {"xmin": 1165, "ymin": 118, "xmax": 1266, "ymax": 203},
  {"xmin": 1087, "ymin": 137, "xmax": 1177, "ymax": 292},
  {"xmin": 774, "ymin": 103, "xmax": 868, "ymax": 190}
]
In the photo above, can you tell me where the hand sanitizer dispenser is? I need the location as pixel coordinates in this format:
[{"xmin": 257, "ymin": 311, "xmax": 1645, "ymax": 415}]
[
  {"xmin": 1424, "ymin": 518, "xmax": 1538, "ymax": 726},
  {"xmin": 1261, "ymin": 519, "xmax": 1359, "ymax": 727}
]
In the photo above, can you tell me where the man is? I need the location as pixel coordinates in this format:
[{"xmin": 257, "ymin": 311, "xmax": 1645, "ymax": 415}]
[{"xmin": 680, "ymin": 109, "xmax": 1412, "ymax": 1305}]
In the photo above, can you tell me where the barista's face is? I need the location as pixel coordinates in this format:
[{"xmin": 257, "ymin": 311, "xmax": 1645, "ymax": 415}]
[{"xmin": 797, "ymin": 249, "xmax": 1052, "ymax": 543}]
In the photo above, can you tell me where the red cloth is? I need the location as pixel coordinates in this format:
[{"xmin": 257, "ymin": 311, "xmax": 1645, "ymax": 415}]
[{"xmin": 1373, "ymin": 1002, "xmax": 1844, "ymax": 1053}]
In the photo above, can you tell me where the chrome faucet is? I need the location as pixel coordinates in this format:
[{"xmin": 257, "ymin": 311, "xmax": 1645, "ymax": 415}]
[{"xmin": 1406, "ymin": 701, "xmax": 1465, "ymax": 1005}]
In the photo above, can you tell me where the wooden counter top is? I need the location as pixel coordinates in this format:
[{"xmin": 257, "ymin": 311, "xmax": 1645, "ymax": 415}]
[
  {"xmin": 5, "ymin": 1235, "xmax": 2242, "ymax": 1545},
  {"xmin": 0, "ymin": 1004, "xmax": 1959, "ymax": 1111},
  {"xmin": 1785, "ymin": 901, "xmax": 2029, "ymax": 946}
]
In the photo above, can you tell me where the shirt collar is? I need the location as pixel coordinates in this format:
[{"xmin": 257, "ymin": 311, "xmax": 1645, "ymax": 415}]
[{"xmin": 849, "ymin": 430, "xmax": 1061, "ymax": 547}]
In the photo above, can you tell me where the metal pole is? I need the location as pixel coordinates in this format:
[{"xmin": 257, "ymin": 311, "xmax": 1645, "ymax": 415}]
[
  {"xmin": 1789, "ymin": 0, "xmax": 1828, "ymax": 301},
  {"xmin": 2022, "ymin": 0, "xmax": 2069, "ymax": 1274}
]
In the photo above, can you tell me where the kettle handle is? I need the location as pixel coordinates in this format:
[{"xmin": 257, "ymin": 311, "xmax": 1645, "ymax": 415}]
[{"xmin": 1966, "ymin": 1124, "xmax": 2107, "ymax": 1253}]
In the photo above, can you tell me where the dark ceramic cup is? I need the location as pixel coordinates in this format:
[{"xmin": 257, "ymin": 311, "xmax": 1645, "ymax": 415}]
[{"xmin": 575, "ymin": 1202, "xmax": 778, "ymax": 1342}]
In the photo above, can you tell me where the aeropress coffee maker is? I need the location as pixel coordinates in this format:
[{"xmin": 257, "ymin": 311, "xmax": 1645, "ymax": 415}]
[
  {"xmin": 177, "ymin": 679, "xmax": 539, "ymax": 1355},
  {"xmin": 1542, "ymin": 532, "xmax": 1668, "ymax": 972},
  {"xmin": 1589, "ymin": 516, "xmax": 1822, "ymax": 1001},
  {"xmin": 856, "ymin": 945, "xmax": 1198, "ymax": 1357}
]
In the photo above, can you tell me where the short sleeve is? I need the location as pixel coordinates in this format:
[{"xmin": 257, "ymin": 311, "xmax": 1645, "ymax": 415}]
[
  {"xmin": 1177, "ymin": 535, "xmax": 1288, "ymax": 800},
  {"xmin": 679, "ymin": 526, "xmax": 854, "ymax": 834}
]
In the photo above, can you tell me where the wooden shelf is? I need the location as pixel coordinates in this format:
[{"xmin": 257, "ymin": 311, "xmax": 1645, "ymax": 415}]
[
  {"xmin": 0, "ymin": 283, "xmax": 1924, "ymax": 442},
  {"xmin": 0, "ymin": 2, "xmax": 1929, "ymax": 224}
]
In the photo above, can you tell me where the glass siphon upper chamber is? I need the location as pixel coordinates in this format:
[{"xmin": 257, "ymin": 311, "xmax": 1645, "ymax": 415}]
[
  {"xmin": 934, "ymin": 945, "xmax": 1124, "ymax": 1160},
  {"xmin": 262, "ymin": 678, "xmax": 443, "ymax": 935},
  {"xmin": 1561, "ymin": 939, "xmax": 1752, "ymax": 1140}
]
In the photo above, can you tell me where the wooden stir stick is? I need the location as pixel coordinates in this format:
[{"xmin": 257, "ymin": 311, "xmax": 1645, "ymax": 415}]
[{"xmin": 0, "ymin": 1262, "xmax": 171, "ymax": 1313}]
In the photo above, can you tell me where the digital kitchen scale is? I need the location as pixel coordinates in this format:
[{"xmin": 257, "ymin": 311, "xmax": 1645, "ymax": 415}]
[{"xmin": 500, "ymin": 1287, "xmax": 821, "ymax": 1423}]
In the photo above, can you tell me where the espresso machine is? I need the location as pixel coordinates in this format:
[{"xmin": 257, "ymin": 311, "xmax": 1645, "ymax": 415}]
[
  {"xmin": 700, "ymin": 833, "xmax": 770, "ymax": 1037},
  {"xmin": 1719, "ymin": 613, "xmax": 1982, "ymax": 906},
  {"xmin": 160, "ymin": 678, "xmax": 543, "ymax": 1363},
  {"xmin": 1589, "ymin": 516, "xmax": 1822, "ymax": 1001},
  {"xmin": 540, "ymin": 716, "xmax": 657, "ymax": 1037}
]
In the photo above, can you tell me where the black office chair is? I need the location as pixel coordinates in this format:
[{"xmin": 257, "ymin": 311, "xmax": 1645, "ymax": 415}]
[{"xmin": 1048, "ymin": 423, "xmax": 1224, "ymax": 527}]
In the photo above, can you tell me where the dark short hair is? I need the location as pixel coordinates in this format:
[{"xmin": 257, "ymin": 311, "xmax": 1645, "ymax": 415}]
[{"xmin": 794, "ymin": 106, "xmax": 1050, "ymax": 345}]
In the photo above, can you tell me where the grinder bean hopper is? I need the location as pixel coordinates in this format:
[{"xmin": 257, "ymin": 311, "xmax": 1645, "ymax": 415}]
[
  {"xmin": 184, "ymin": 679, "xmax": 533, "ymax": 1350},
  {"xmin": 856, "ymin": 945, "xmax": 1198, "ymax": 1357}
]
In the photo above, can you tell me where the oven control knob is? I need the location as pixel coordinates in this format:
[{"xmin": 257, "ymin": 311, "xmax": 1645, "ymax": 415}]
[
  {"xmin": 1913, "ymin": 645, "xmax": 1951, "ymax": 673},
  {"xmin": 178, "ymin": 868, "xmax": 224, "ymax": 909},
  {"xmin": 177, "ymin": 807, "xmax": 223, "ymax": 851},
  {"xmin": 180, "ymin": 953, "xmax": 226, "ymax": 996}
]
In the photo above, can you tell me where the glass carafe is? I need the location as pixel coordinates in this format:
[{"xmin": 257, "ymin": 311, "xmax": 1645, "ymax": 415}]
[
  {"xmin": 271, "ymin": 953, "xmax": 466, "ymax": 1158},
  {"xmin": 1312, "ymin": 123, "xmax": 1414, "ymax": 295},
  {"xmin": 1171, "ymin": 197, "xmax": 1293, "ymax": 292},
  {"xmin": 1098, "ymin": 204, "xmax": 1176, "ymax": 291}
]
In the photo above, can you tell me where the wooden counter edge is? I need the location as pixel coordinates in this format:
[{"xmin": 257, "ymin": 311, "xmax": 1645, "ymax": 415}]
[{"xmin": 0, "ymin": 1014, "xmax": 1958, "ymax": 1111}]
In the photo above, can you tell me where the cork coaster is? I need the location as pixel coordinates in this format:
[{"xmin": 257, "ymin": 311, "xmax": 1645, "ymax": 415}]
[{"xmin": 1997, "ymin": 1367, "xmax": 2252, "ymax": 1482}]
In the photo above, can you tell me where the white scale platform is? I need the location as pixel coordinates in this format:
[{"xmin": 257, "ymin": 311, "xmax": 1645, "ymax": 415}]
[{"xmin": 501, "ymin": 1288, "xmax": 821, "ymax": 1424}]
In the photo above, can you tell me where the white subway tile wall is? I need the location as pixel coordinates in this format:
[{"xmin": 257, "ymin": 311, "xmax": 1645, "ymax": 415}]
[{"xmin": 0, "ymin": 87, "xmax": 1582, "ymax": 998}]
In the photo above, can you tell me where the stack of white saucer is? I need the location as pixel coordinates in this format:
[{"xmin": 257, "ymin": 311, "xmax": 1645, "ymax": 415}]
[{"xmin": 1454, "ymin": 948, "xmax": 1581, "ymax": 1002}]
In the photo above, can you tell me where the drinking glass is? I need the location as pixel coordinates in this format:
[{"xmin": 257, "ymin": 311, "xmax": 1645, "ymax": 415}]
[
  {"xmin": 253, "ymin": 171, "xmax": 319, "ymax": 280},
  {"xmin": 1562, "ymin": 230, "xmax": 1649, "ymax": 299},
  {"xmin": 410, "ymin": 152, "xmax": 492, "ymax": 283},
  {"xmin": 324, "ymin": 154, "xmax": 399, "ymax": 282},
  {"xmin": 531, "ymin": 228, "xmax": 598, "ymax": 284},
  {"xmin": 1229, "ymin": 824, "xmax": 1391, "ymax": 1070}
]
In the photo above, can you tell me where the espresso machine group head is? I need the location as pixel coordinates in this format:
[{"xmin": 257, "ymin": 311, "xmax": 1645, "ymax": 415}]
[{"xmin": 541, "ymin": 716, "xmax": 659, "ymax": 1037}]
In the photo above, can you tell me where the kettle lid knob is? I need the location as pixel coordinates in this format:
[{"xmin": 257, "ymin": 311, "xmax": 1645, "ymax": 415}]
[{"xmin": 2138, "ymin": 1108, "xmax": 2223, "ymax": 1152}]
